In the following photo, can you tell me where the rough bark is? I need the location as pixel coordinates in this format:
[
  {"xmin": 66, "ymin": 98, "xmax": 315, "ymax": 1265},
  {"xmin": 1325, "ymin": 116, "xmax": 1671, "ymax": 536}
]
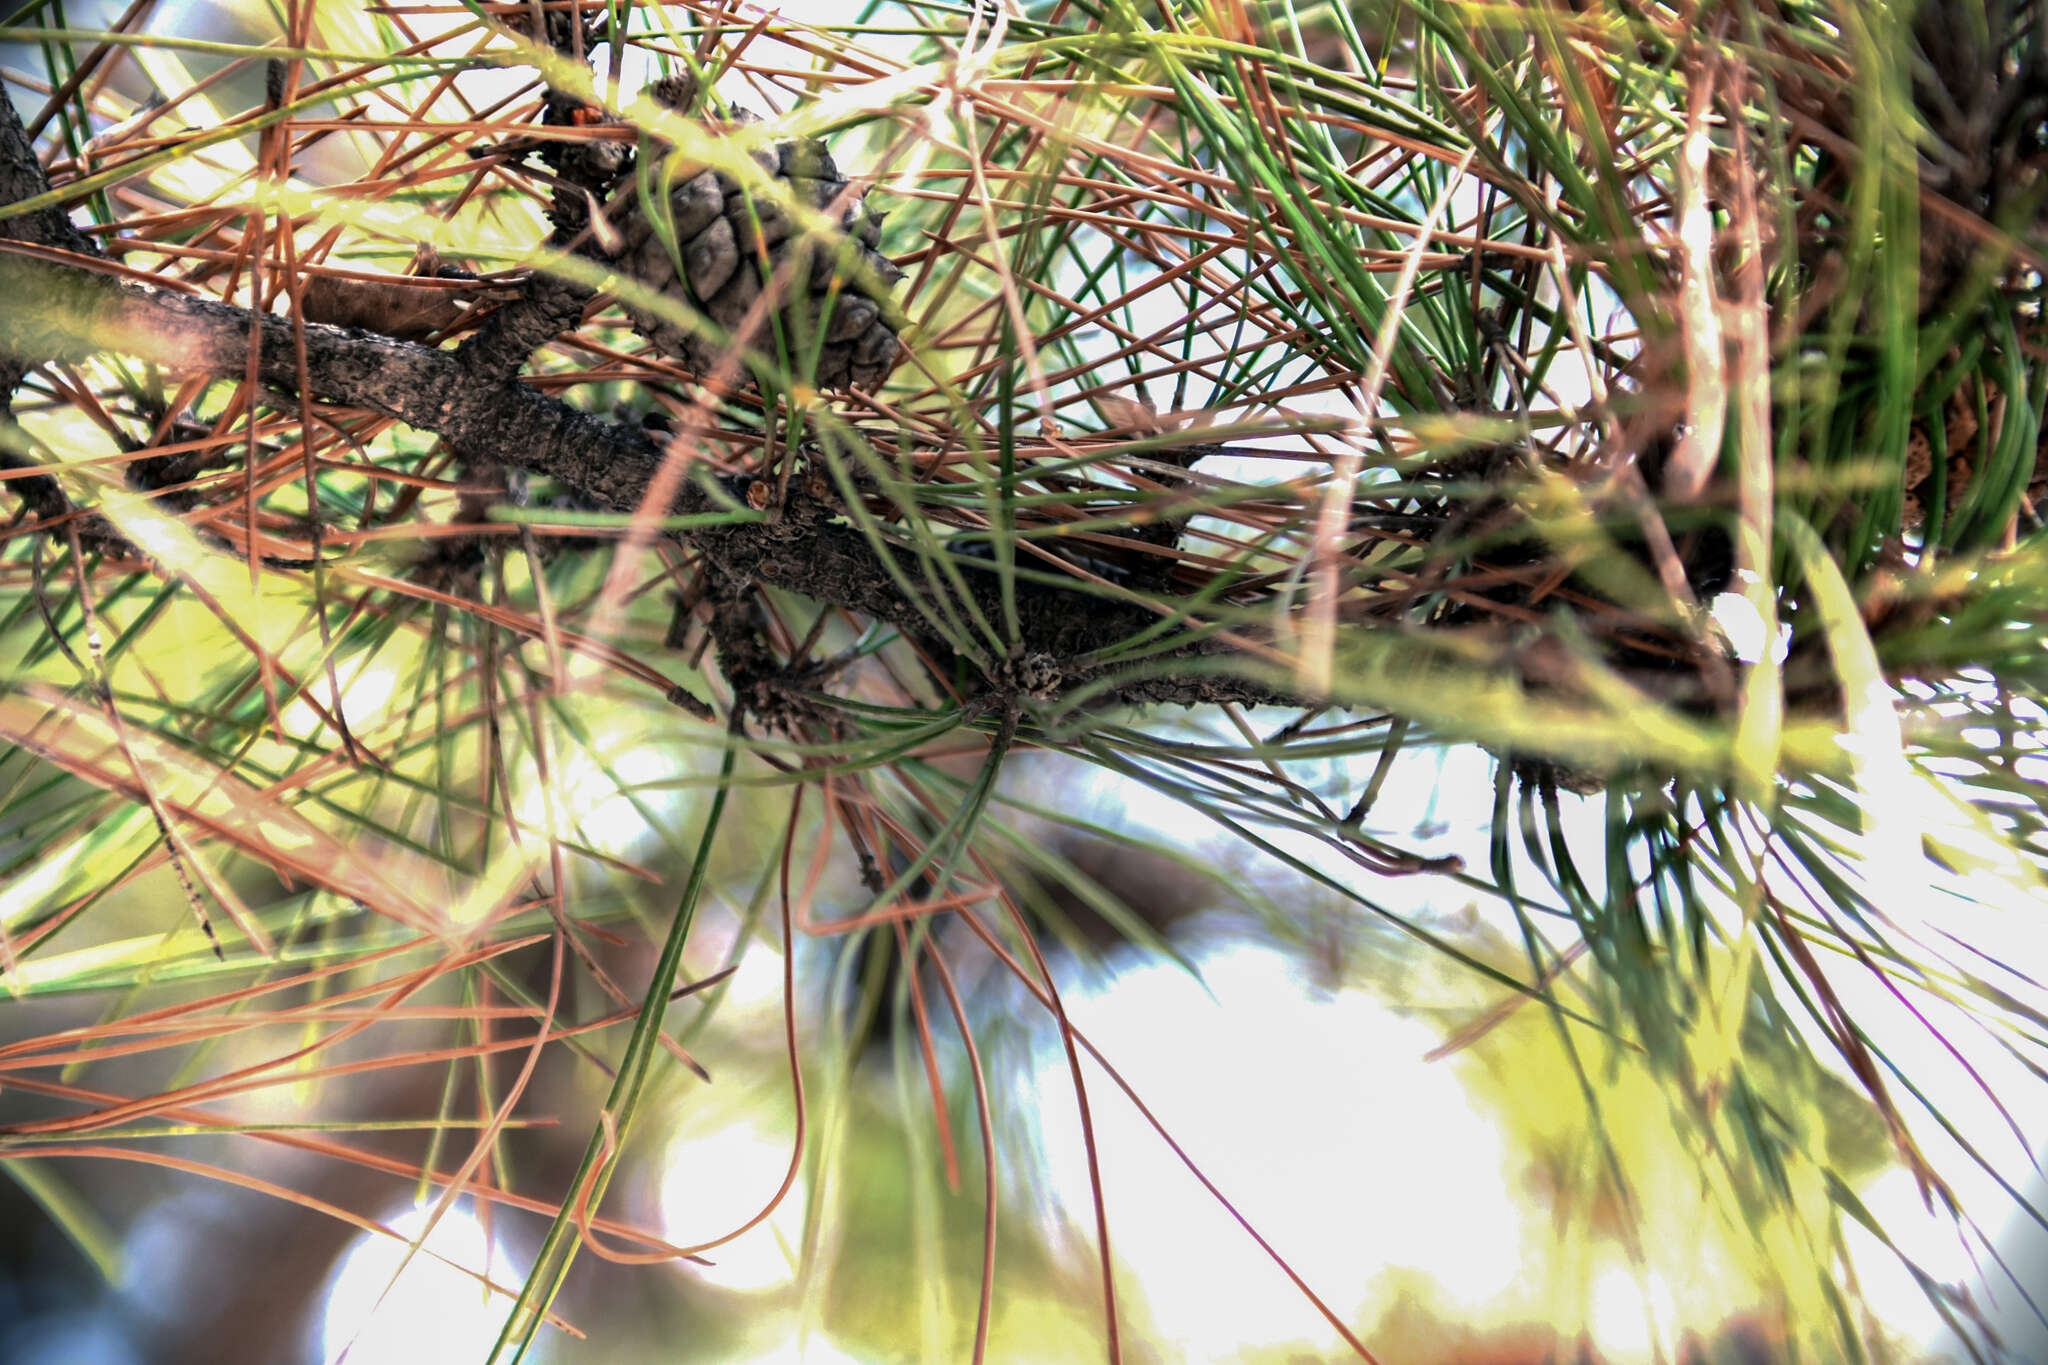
[
  {"xmin": 1, "ymin": 86, "xmax": 104, "ymax": 520},
  {"xmin": 0, "ymin": 91, "xmax": 1278, "ymax": 714}
]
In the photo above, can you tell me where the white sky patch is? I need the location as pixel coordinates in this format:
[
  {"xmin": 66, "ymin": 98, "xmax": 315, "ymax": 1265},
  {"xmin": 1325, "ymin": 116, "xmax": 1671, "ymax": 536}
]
[
  {"xmin": 1025, "ymin": 940, "xmax": 1523, "ymax": 1356},
  {"xmin": 1848, "ymin": 1168, "xmax": 1984, "ymax": 1347},
  {"xmin": 1709, "ymin": 586, "xmax": 1791, "ymax": 666},
  {"xmin": 508, "ymin": 714, "xmax": 701, "ymax": 861},
  {"xmin": 314, "ymin": 1203, "xmax": 525, "ymax": 1365},
  {"xmin": 1588, "ymin": 1266, "xmax": 1684, "ymax": 1365},
  {"xmin": 279, "ymin": 658, "xmax": 400, "ymax": 747},
  {"xmin": 654, "ymin": 1115, "xmax": 808, "ymax": 1294}
]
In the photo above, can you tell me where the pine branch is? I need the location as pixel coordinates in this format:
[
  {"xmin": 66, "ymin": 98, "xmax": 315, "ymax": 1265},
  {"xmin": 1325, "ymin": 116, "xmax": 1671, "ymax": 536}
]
[
  {"xmin": 0, "ymin": 93, "xmax": 1276, "ymax": 715},
  {"xmin": 1, "ymin": 85, "xmax": 103, "ymax": 522}
]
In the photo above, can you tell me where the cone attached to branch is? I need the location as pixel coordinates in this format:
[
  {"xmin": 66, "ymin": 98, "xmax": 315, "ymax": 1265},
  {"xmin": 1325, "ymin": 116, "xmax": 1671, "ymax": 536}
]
[{"xmin": 613, "ymin": 76, "xmax": 907, "ymax": 391}]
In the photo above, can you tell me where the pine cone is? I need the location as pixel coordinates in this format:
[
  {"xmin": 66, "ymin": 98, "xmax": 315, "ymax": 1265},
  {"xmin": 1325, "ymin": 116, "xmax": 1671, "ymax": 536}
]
[{"xmin": 613, "ymin": 89, "xmax": 907, "ymax": 391}]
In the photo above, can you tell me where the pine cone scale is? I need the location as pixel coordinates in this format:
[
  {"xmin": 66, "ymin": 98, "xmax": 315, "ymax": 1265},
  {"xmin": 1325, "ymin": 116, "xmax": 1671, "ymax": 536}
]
[{"xmin": 612, "ymin": 85, "xmax": 907, "ymax": 391}]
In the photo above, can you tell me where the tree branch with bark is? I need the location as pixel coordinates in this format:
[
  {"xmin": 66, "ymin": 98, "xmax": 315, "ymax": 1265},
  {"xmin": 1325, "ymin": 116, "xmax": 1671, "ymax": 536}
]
[{"xmin": 0, "ymin": 86, "xmax": 1283, "ymax": 719}]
